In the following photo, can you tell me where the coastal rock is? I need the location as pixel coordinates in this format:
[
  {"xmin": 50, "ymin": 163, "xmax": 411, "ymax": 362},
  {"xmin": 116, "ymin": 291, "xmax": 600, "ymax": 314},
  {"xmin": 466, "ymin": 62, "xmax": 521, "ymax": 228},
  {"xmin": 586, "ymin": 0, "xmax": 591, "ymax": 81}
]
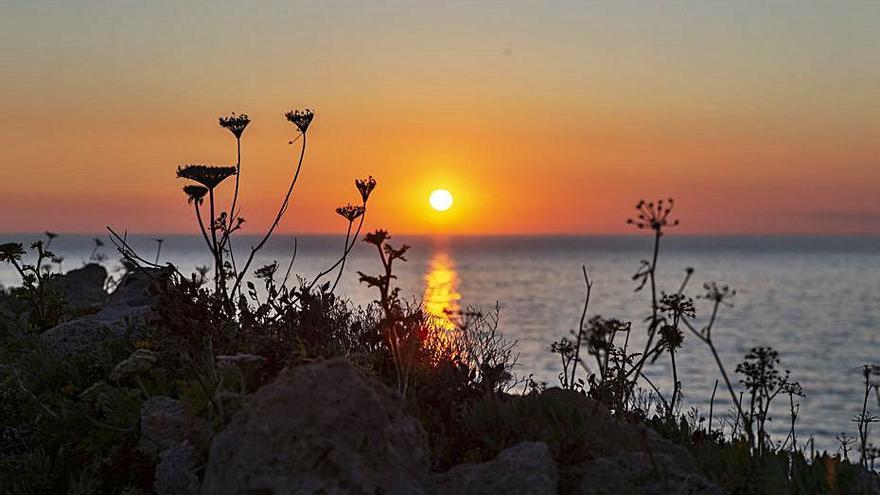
[
  {"xmin": 139, "ymin": 396, "xmax": 210, "ymax": 457},
  {"xmin": 427, "ymin": 441, "xmax": 557, "ymax": 495},
  {"xmin": 41, "ymin": 268, "xmax": 167, "ymax": 356},
  {"xmin": 154, "ymin": 442, "xmax": 200, "ymax": 495},
  {"xmin": 202, "ymin": 358, "xmax": 430, "ymax": 495},
  {"xmin": 46, "ymin": 263, "xmax": 108, "ymax": 310},
  {"xmin": 849, "ymin": 464, "xmax": 880, "ymax": 494},
  {"xmin": 576, "ymin": 452, "xmax": 723, "ymax": 495},
  {"xmin": 541, "ymin": 388, "xmax": 696, "ymax": 469}
]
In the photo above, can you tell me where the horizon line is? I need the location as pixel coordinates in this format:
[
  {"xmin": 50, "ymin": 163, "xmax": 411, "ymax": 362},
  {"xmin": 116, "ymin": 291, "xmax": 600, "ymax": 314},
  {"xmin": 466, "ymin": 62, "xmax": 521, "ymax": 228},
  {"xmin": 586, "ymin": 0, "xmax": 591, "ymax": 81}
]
[{"xmin": 3, "ymin": 231, "xmax": 880, "ymax": 238}]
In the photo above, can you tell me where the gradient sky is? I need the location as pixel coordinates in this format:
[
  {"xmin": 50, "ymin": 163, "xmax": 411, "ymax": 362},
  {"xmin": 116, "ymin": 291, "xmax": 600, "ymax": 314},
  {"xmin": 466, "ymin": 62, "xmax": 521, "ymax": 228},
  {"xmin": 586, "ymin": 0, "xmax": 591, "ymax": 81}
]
[{"xmin": 2, "ymin": 1, "xmax": 878, "ymax": 234}]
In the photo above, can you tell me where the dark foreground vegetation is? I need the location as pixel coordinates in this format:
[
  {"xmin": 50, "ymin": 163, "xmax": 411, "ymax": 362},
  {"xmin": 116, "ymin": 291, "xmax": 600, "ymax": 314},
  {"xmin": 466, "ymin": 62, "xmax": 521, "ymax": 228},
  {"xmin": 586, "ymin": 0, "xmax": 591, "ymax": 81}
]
[{"xmin": 2, "ymin": 110, "xmax": 879, "ymax": 494}]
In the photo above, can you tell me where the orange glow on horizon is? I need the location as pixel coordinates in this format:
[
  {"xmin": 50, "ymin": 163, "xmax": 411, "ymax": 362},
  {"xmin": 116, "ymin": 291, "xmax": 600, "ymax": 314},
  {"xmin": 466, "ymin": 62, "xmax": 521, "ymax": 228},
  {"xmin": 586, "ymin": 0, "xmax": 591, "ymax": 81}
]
[{"xmin": 2, "ymin": 3, "xmax": 878, "ymax": 235}]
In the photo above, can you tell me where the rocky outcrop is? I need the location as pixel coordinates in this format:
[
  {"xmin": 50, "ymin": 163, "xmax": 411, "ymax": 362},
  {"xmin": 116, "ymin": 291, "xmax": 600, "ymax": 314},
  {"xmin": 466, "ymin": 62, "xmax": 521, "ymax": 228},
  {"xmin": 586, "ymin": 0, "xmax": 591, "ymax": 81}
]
[
  {"xmin": 427, "ymin": 442, "xmax": 558, "ymax": 495},
  {"xmin": 139, "ymin": 396, "xmax": 210, "ymax": 457},
  {"xmin": 576, "ymin": 452, "xmax": 724, "ymax": 495},
  {"xmin": 540, "ymin": 389, "xmax": 696, "ymax": 469},
  {"xmin": 154, "ymin": 442, "xmax": 200, "ymax": 495},
  {"xmin": 201, "ymin": 358, "xmax": 430, "ymax": 495},
  {"xmin": 41, "ymin": 268, "xmax": 166, "ymax": 356},
  {"xmin": 45, "ymin": 263, "xmax": 108, "ymax": 310}
]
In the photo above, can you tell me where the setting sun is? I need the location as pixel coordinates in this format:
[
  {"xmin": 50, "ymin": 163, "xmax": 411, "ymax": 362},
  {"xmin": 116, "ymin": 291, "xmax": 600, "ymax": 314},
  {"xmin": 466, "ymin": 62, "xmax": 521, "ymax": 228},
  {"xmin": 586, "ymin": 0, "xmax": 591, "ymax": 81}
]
[{"xmin": 429, "ymin": 189, "xmax": 453, "ymax": 212}]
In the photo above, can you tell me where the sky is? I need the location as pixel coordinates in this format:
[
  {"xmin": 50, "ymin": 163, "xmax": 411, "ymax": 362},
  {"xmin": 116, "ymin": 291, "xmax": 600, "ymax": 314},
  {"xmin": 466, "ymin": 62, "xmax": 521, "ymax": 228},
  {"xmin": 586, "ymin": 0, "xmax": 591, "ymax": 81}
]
[{"xmin": 1, "ymin": 1, "xmax": 878, "ymax": 235}]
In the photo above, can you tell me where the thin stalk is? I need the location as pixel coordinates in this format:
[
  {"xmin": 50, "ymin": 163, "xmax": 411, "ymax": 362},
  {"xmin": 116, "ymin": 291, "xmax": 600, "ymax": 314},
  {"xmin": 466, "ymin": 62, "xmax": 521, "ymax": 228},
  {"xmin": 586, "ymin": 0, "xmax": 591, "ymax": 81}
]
[
  {"xmin": 627, "ymin": 230, "xmax": 662, "ymax": 402},
  {"xmin": 788, "ymin": 392, "xmax": 798, "ymax": 453},
  {"xmin": 682, "ymin": 308, "xmax": 750, "ymax": 440},
  {"xmin": 709, "ymin": 379, "xmax": 718, "ymax": 432},
  {"xmin": 309, "ymin": 206, "xmax": 367, "ymax": 293},
  {"xmin": 669, "ymin": 350, "xmax": 679, "ymax": 419},
  {"xmin": 154, "ymin": 240, "xmax": 163, "ymax": 264},
  {"xmin": 228, "ymin": 137, "xmax": 242, "ymax": 233},
  {"xmin": 859, "ymin": 369, "xmax": 872, "ymax": 467},
  {"xmin": 208, "ymin": 188, "xmax": 221, "ymax": 293},
  {"xmin": 329, "ymin": 221, "xmax": 356, "ymax": 293},
  {"xmin": 232, "ymin": 133, "xmax": 307, "ymax": 296},
  {"xmin": 570, "ymin": 266, "xmax": 592, "ymax": 387},
  {"xmin": 281, "ymin": 237, "xmax": 299, "ymax": 287},
  {"xmin": 194, "ymin": 203, "xmax": 213, "ymax": 252}
]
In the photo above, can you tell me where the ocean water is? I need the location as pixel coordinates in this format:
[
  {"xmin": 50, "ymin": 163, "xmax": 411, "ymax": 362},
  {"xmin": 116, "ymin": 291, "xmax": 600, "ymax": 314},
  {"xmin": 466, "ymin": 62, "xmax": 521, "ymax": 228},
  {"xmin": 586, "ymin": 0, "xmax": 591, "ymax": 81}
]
[{"xmin": 2, "ymin": 233, "xmax": 879, "ymax": 453}]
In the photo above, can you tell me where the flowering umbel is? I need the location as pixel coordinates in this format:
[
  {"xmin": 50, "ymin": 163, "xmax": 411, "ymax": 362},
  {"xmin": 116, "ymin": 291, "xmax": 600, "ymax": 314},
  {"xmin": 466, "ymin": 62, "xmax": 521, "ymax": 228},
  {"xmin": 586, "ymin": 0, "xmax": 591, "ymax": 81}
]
[
  {"xmin": 218, "ymin": 113, "xmax": 251, "ymax": 139},
  {"xmin": 356, "ymin": 176, "xmax": 377, "ymax": 203},
  {"xmin": 627, "ymin": 199, "xmax": 680, "ymax": 234},
  {"xmin": 176, "ymin": 165, "xmax": 237, "ymax": 189},
  {"xmin": 0, "ymin": 242, "xmax": 25, "ymax": 263},
  {"xmin": 700, "ymin": 282, "xmax": 737, "ymax": 306},
  {"xmin": 284, "ymin": 109, "xmax": 314, "ymax": 133},
  {"xmin": 336, "ymin": 204, "xmax": 365, "ymax": 222},
  {"xmin": 659, "ymin": 293, "xmax": 696, "ymax": 320},
  {"xmin": 659, "ymin": 324, "xmax": 685, "ymax": 352},
  {"xmin": 183, "ymin": 185, "xmax": 209, "ymax": 205},
  {"xmin": 363, "ymin": 229, "xmax": 390, "ymax": 246}
]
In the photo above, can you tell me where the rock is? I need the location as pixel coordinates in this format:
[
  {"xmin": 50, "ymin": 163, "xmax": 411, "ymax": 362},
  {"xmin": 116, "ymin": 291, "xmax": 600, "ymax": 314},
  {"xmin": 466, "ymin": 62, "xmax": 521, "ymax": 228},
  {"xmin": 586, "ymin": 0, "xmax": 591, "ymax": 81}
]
[
  {"xmin": 155, "ymin": 442, "xmax": 200, "ymax": 495},
  {"xmin": 576, "ymin": 452, "xmax": 724, "ymax": 495},
  {"xmin": 202, "ymin": 358, "xmax": 430, "ymax": 495},
  {"xmin": 45, "ymin": 263, "xmax": 108, "ymax": 310},
  {"xmin": 427, "ymin": 442, "xmax": 557, "ymax": 495},
  {"xmin": 107, "ymin": 267, "xmax": 164, "ymax": 308},
  {"xmin": 849, "ymin": 464, "xmax": 880, "ymax": 494},
  {"xmin": 139, "ymin": 396, "xmax": 210, "ymax": 457},
  {"xmin": 541, "ymin": 389, "xmax": 696, "ymax": 469},
  {"xmin": 40, "ymin": 268, "xmax": 167, "ymax": 356}
]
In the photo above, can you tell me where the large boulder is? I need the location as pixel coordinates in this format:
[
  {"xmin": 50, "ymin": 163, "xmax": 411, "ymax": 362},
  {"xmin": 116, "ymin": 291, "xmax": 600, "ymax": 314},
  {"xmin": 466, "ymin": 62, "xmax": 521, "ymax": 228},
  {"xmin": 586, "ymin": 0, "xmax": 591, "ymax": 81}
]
[
  {"xmin": 45, "ymin": 263, "xmax": 108, "ymax": 310},
  {"xmin": 576, "ymin": 452, "xmax": 724, "ymax": 495},
  {"xmin": 41, "ymin": 268, "xmax": 167, "ymax": 356},
  {"xmin": 427, "ymin": 441, "xmax": 557, "ymax": 495},
  {"xmin": 202, "ymin": 358, "xmax": 430, "ymax": 495}
]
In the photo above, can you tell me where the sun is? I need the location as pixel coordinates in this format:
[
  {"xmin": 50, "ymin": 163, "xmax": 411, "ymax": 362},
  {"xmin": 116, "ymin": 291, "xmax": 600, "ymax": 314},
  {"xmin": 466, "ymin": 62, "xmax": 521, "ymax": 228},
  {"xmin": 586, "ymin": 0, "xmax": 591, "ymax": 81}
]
[{"xmin": 429, "ymin": 189, "xmax": 454, "ymax": 212}]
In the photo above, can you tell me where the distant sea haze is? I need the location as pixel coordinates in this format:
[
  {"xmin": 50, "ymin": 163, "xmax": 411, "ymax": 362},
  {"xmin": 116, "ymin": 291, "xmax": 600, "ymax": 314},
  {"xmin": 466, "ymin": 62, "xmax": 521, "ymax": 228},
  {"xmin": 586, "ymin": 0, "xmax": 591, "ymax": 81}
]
[{"xmin": 2, "ymin": 233, "xmax": 879, "ymax": 453}]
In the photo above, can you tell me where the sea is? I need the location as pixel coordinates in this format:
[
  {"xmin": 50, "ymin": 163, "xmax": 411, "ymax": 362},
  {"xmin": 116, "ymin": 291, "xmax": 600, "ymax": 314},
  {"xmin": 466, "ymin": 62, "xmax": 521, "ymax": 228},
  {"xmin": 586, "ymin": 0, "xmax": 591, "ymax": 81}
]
[{"xmin": 2, "ymin": 233, "xmax": 879, "ymax": 454}]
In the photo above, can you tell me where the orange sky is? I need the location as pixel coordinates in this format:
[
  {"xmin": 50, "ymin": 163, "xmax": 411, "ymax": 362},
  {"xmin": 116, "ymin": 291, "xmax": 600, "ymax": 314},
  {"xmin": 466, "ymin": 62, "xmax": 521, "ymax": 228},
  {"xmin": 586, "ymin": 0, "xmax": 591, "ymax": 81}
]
[{"xmin": 2, "ymin": 2, "xmax": 878, "ymax": 235}]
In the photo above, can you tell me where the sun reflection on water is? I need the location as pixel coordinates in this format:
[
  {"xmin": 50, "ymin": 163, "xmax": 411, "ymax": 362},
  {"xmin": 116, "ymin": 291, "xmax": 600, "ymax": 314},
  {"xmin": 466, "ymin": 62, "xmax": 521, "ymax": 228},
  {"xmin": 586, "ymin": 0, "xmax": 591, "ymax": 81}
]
[{"xmin": 422, "ymin": 251, "xmax": 462, "ymax": 332}]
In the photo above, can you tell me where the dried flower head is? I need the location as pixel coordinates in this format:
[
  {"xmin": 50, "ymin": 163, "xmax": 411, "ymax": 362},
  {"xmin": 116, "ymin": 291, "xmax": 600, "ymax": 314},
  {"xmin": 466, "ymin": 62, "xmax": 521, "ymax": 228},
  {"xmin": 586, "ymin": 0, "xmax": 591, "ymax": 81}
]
[
  {"xmin": 659, "ymin": 292, "xmax": 696, "ymax": 320},
  {"xmin": 110, "ymin": 348, "xmax": 158, "ymax": 381},
  {"xmin": 254, "ymin": 262, "xmax": 278, "ymax": 280},
  {"xmin": 627, "ymin": 198, "xmax": 680, "ymax": 234},
  {"xmin": 219, "ymin": 112, "xmax": 251, "ymax": 139},
  {"xmin": 659, "ymin": 324, "xmax": 685, "ymax": 351},
  {"xmin": 782, "ymin": 381, "xmax": 805, "ymax": 397},
  {"xmin": 0, "ymin": 242, "xmax": 26, "ymax": 263},
  {"xmin": 336, "ymin": 204, "xmax": 365, "ymax": 222},
  {"xmin": 363, "ymin": 229, "xmax": 390, "ymax": 246},
  {"xmin": 584, "ymin": 316, "xmax": 631, "ymax": 354},
  {"xmin": 356, "ymin": 176, "xmax": 377, "ymax": 202},
  {"xmin": 177, "ymin": 164, "xmax": 237, "ymax": 189},
  {"xmin": 284, "ymin": 109, "xmax": 314, "ymax": 133},
  {"xmin": 183, "ymin": 185, "xmax": 209, "ymax": 205},
  {"xmin": 700, "ymin": 282, "xmax": 736, "ymax": 306},
  {"xmin": 737, "ymin": 347, "xmax": 787, "ymax": 394}
]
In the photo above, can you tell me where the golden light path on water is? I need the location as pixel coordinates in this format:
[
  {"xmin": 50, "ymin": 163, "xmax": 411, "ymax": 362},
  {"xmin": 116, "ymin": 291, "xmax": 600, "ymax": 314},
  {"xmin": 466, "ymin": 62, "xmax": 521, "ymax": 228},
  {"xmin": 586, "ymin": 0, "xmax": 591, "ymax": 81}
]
[{"xmin": 422, "ymin": 251, "xmax": 461, "ymax": 334}]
